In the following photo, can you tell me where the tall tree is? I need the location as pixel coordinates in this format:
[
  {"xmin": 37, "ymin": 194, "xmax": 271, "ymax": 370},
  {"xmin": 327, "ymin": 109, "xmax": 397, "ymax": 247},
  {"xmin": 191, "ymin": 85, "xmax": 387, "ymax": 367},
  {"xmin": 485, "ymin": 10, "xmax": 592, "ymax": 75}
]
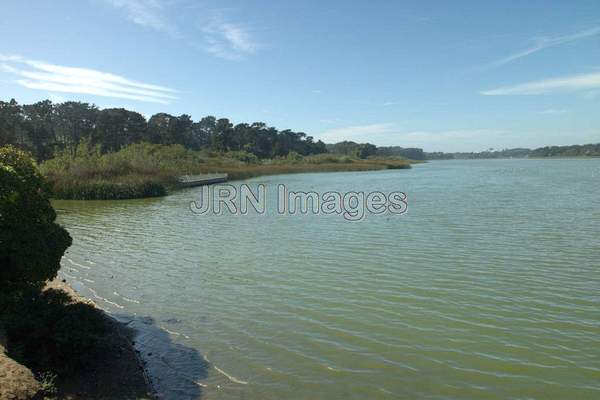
[
  {"xmin": 0, "ymin": 99, "xmax": 26, "ymax": 150},
  {"xmin": 22, "ymin": 100, "xmax": 55, "ymax": 160},
  {"xmin": 93, "ymin": 108, "xmax": 147, "ymax": 152},
  {"xmin": 53, "ymin": 101, "xmax": 98, "ymax": 156}
]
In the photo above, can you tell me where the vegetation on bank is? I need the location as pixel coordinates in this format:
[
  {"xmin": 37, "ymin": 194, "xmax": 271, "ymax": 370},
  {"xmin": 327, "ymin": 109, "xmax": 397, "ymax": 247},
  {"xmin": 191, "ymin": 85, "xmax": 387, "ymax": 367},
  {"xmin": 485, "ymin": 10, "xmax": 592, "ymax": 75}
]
[
  {"xmin": 327, "ymin": 141, "xmax": 426, "ymax": 160},
  {"xmin": 426, "ymin": 143, "xmax": 600, "ymax": 159},
  {"xmin": 40, "ymin": 141, "xmax": 411, "ymax": 200},
  {"xmin": 1, "ymin": 99, "xmax": 413, "ymax": 200},
  {"xmin": 0, "ymin": 146, "xmax": 113, "ymax": 398},
  {"xmin": 0, "ymin": 98, "xmax": 328, "ymax": 161}
]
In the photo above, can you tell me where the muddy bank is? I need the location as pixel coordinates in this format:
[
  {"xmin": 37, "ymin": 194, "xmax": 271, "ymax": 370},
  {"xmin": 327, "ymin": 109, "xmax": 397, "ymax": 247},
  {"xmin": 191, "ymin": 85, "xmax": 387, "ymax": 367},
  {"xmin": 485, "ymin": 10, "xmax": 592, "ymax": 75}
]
[
  {"xmin": 45, "ymin": 279, "xmax": 154, "ymax": 399},
  {"xmin": 0, "ymin": 280, "xmax": 154, "ymax": 400}
]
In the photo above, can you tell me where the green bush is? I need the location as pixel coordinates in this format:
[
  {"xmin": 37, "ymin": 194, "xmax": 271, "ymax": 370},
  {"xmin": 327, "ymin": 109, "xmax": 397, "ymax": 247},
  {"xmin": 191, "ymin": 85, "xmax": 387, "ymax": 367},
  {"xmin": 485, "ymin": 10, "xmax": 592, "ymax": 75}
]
[
  {"xmin": 0, "ymin": 145, "xmax": 72, "ymax": 293},
  {"xmin": 285, "ymin": 151, "xmax": 304, "ymax": 163},
  {"xmin": 224, "ymin": 150, "xmax": 260, "ymax": 164},
  {"xmin": 0, "ymin": 146, "xmax": 106, "ymax": 378},
  {"xmin": 39, "ymin": 142, "xmax": 412, "ymax": 200}
]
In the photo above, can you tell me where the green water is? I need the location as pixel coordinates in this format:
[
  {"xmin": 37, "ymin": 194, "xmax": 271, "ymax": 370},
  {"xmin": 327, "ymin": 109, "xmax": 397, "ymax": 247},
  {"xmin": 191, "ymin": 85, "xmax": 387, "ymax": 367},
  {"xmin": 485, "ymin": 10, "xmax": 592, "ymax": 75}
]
[{"xmin": 55, "ymin": 159, "xmax": 600, "ymax": 400}]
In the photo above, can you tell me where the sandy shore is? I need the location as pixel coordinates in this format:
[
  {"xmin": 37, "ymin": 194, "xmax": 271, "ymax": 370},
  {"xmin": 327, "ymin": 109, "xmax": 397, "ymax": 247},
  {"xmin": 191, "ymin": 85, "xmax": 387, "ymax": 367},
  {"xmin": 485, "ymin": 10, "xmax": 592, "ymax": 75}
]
[{"xmin": 44, "ymin": 279, "xmax": 155, "ymax": 400}]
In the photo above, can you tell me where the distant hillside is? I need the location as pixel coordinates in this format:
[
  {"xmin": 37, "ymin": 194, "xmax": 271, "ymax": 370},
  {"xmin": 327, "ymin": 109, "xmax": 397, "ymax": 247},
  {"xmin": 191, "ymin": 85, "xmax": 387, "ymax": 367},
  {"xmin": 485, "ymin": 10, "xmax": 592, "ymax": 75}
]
[{"xmin": 426, "ymin": 143, "xmax": 600, "ymax": 160}]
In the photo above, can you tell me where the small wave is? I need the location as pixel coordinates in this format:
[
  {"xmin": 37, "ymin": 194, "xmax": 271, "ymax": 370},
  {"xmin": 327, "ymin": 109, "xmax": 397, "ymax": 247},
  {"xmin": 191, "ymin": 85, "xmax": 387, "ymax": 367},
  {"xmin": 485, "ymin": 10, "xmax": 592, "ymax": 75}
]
[
  {"xmin": 88, "ymin": 288, "xmax": 124, "ymax": 309},
  {"xmin": 213, "ymin": 365, "xmax": 249, "ymax": 385},
  {"xmin": 113, "ymin": 291, "xmax": 141, "ymax": 304},
  {"xmin": 204, "ymin": 355, "xmax": 248, "ymax": 385},
  {"xmin": 66, "ymin": 258, "xmax": 91, "ymax": 270},
  {"xmin": 83, "ymin": 278, "xmax": 95, "ymax": 283},
  {"xmin": 160, "ymin": 326, "xmax": 191, "ymax": 339}
]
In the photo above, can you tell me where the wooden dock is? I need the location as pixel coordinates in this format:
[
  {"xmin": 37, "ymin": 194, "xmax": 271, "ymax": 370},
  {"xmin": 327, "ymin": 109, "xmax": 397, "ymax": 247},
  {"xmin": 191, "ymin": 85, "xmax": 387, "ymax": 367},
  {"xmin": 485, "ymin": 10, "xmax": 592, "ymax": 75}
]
[{"xmin": 178, "ymin": 173, "xmax": 228, "ymax": 187}]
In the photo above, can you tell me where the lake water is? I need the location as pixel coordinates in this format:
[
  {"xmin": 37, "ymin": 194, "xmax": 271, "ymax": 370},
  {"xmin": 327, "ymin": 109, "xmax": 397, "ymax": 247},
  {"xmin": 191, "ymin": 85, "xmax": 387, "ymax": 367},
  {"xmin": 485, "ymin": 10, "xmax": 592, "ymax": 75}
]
[{"xmin": 55, "ymin": 159, "xmax": 600, "ymax": 400}]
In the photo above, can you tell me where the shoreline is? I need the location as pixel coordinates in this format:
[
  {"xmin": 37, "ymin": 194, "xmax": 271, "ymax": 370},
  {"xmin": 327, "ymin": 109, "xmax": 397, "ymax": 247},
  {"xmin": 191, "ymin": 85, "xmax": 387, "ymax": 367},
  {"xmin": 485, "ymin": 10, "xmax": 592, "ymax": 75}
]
[
  {"xmin": 45, "ymin": 279, "xmax": 155, "ymax": 399},
  {"xmin": 47, "ymin": 158, "xmax": 414, "ymax": 201}
]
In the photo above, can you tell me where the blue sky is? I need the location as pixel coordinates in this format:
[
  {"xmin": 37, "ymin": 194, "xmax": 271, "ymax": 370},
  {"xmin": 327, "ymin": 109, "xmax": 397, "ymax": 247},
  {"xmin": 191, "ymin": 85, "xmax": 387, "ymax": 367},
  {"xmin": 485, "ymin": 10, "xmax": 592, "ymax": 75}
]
[{"xmin": 1, "ymin": 0, "xmax": 599, "ymax": 151}]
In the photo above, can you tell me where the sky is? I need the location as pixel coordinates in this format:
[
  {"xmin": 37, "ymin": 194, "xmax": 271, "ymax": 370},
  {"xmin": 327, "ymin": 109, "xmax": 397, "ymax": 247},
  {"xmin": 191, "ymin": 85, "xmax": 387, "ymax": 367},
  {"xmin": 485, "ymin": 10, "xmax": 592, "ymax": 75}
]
[{"xmin": 1, "ymin": 0, "xmax": 600, "ymax": 152}]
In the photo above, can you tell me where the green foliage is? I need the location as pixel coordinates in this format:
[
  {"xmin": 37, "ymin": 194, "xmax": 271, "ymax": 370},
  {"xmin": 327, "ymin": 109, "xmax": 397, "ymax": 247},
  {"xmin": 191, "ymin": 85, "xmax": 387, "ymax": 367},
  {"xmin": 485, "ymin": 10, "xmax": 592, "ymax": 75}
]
[
  {"xmin": 50, "ymin": 176, "xmax": 167, "ymax": 200},
  {"xmin": 0, "ymin": 147, "xmax": 105, "ymax": 379},
  {"xmin": 0, "ymin": 145, "xmax": 71, "ymax": 292},
  {"xmin": 376, "ymin": 146, "xmax": 425, "ymax": 160},
  {"xmin": 303, "ymin": 153, "xmax": 354, "ymax": 164},
  {"xmin": 39, "ymin": 142, "xmax": 411, "ymax": 199},
  {"xmin": 226, "ymin": 150, "xmax": 260, "ymax": 164},
  {"xmin": 285, "ymin": 151, "xmax": 304, "ymax": 163},
  {"xmin": 1, "ymin": 99, "xmax": 328, "ymax": 161},
  {"xmin": 326, "ymin": 141, "xmax": 383, "ymax": 159},
  {"xmin": 37, "ymin": 371, "xmax": 58, "ymax": 398}
]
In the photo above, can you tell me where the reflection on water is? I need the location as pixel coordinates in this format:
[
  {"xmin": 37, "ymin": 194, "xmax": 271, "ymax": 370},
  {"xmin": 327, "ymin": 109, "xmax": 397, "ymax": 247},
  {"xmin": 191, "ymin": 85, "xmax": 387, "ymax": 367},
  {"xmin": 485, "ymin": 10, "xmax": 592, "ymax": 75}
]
[{"xmin": 56, "ymin": 159, "xmax": 600, "ymax": 399}]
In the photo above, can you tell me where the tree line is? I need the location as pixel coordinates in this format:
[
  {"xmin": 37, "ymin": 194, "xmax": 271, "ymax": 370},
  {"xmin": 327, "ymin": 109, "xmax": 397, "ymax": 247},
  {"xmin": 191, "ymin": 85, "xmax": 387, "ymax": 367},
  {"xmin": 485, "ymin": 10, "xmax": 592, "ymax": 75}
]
[
  {"xmin": 0, "ymin": 99, "xmax": 328, "ymax": 161},
  {"xmin": 327, "ymin": 141, "xmax": 426, "ymax": 160},
  {"xmin": 426, "ymin": 144, "xmax": 600, "ymax": 160}
]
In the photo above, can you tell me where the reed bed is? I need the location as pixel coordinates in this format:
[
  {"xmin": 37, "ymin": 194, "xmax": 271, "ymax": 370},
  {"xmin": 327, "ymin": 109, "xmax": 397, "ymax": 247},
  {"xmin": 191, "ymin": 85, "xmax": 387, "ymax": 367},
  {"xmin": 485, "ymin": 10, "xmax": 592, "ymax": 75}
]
[{"xmin": 41, "ymin": 143, "xmax": 411, "ymax": 200}]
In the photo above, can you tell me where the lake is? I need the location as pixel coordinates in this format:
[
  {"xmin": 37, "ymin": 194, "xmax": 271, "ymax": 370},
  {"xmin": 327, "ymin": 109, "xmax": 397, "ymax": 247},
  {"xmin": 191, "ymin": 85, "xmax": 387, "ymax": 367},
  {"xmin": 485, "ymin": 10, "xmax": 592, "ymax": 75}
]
[{"xmin": 55, "ymin": 159, "xmax": 600, "ymax": 399}]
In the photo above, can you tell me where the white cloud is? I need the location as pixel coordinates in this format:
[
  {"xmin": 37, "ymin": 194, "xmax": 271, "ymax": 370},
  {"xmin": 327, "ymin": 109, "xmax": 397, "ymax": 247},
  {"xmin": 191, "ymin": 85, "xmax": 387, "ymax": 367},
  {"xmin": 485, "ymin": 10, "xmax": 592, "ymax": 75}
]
[
  {"xmin": 481, "ymin": 71, "xmax": 600, "ymax": 95},
  {"xmin": 539, "ymin": 108, "xmax": 567, "ymax": 115},
  {"xmin": 102, "ymin": 1, "xmax": 261, "ymax": 60},
  {"xmin": 104, "ymin": 0, "xmax": 179, "ymax": 36},
  {"xmin": 0, "ymin": 54, "xmax": 178, "ymax": 104},
  {"xmin": 488, "ymin": 26, "xmax": 600, "ymax": 67},
  {"xmin": 201, "ymin": 16, "xmax": 260, "ymax": 60}
]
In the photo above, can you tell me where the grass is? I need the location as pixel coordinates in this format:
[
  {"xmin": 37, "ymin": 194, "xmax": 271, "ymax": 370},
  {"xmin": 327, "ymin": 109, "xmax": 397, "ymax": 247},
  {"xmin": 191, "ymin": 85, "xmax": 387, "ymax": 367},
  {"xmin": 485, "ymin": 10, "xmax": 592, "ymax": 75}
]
[{"xmin": 41, "ymin": 142, "xmax": 412, "ymax": 200}]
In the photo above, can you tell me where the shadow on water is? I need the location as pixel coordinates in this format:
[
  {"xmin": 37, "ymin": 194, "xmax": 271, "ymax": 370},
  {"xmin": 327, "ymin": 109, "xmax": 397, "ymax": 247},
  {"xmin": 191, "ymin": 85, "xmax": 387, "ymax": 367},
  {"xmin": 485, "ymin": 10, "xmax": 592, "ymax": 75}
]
[{"xmin": 113, "ymin": 313, "xmax": 209, "ymax": 400}]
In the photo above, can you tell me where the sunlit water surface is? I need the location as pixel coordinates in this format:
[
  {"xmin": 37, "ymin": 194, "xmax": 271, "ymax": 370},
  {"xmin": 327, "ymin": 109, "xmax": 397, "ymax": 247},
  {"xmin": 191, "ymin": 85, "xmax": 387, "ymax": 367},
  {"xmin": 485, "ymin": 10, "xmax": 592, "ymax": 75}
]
[{"xmin": 55, "ymin": 159, "xmax": 600, "ymax": 400}]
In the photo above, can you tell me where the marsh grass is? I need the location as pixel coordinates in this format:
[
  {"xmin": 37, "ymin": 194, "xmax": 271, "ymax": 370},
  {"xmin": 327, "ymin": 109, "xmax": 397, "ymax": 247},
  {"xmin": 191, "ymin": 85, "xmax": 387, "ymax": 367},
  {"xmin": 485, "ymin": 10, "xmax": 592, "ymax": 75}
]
[{"xmin": 41, "ymin": 142, "xmax": 411, "ymax": 199}]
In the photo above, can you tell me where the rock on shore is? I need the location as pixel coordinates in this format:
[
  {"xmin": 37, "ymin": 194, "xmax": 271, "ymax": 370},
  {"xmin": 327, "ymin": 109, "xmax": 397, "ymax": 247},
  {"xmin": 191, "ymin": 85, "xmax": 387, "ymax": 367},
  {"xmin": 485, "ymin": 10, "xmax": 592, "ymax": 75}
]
[{"xmin": 0, "ymin": 330, "xmax": 41, "ymax": 400}]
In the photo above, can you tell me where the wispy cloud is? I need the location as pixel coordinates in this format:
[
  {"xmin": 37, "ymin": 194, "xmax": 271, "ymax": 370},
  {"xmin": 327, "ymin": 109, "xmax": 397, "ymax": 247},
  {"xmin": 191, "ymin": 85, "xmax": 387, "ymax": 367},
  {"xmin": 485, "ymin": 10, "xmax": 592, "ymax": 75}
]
[
  {"xmin": 104, "ymin": 0, "xmax": 179, "ymax": 36},
  {"xmin": 201, "ymin": 16, "xmax": 260, "ymax": 60},
  {"xmin": 488, "ymin": 26, "xmax": 600, "ymax": 67},
  {"xmin": 481, "ymin": 71, "xmax": 600, "ymax": 95},
  {"xmin": 0, "ymin": 54, "xmax": 178, "ymax": 104},
  {"xmin": 102, "ymin": 0, "xmax": 261, "ymax": 60},
  {"xmin": 539, "ymin": 108, "xmax": 567, "ymax": 115}
]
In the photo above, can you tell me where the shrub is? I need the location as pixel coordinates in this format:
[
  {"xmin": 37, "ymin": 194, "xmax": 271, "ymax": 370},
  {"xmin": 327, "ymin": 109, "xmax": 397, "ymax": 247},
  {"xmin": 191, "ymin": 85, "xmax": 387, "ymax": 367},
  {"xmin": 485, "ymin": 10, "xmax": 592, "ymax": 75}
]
[
  {"xmin": 0, "ymin": 146, "xmax": 107, "ymax": 378},
  {"xmin": 0, "ymin": 146, "xmax": 72, "ymax": 294},
  {"xmin": 286, "ymin": 151, "xmax": 304, "ymax": 163},
  {"xmin": 224, "ymin": 150, "xmax": 260, "ymax": 164},
  {"xmin": 50, "ymin": 176, "xmax": 167, "ymax": 200}
]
